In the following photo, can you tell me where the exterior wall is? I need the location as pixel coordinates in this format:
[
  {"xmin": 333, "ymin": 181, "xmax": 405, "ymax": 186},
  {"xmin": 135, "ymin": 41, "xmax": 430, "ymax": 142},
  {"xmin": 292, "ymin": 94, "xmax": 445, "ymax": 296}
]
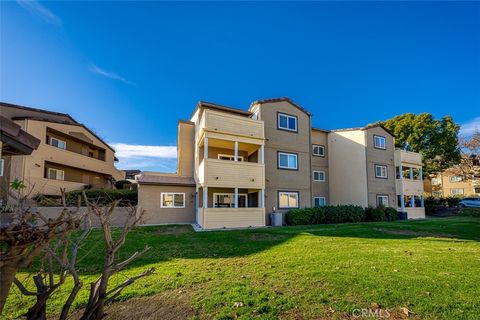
[
  {"xmin": 328, "ymin": 130, "xmax": 368, "ymax": 207},
  {"xmin": 5, "ymin": 119, "xmax": 123, "ymax": 197},
  {"xmin": 177, "ymin": 122, "xmax": 195, "ymax": 177},
  {"xmin": 138, "ymin": 184, "xmax": 196, "ymax": 224},
  {"xmin": 202, "ymin": 208, "xmax": 265, "ymax": 229},
  {"xmin": 45, "ymin": 162, "xmax": 110, "ymax": 188},
  {"xmin": 311, "ymin": 130, "xmax": 329, "ymax": 205},
  {"xmin": 365, "ymin": 127, "xmax": 396, "ymax": 207},
  {"xmin": 435, "ymin": 173, "xmax": 478, "ymax": 196},
  {"xmin": 257, "ymin": 101, "xmax": 311, "ymax": 214}
]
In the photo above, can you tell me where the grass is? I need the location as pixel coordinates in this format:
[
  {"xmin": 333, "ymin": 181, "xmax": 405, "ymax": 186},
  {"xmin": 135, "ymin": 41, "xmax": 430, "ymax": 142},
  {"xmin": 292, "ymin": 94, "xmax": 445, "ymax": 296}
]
[{"xmin": 4, "ymin": 217, "xmax": 480, "ymax": 319}]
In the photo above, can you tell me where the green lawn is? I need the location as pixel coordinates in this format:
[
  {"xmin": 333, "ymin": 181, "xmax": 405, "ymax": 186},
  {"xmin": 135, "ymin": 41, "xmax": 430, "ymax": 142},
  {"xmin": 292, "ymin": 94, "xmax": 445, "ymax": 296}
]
[{"xmin": 5, "ymin": 217, "xmax": 480, "ymax": 319}]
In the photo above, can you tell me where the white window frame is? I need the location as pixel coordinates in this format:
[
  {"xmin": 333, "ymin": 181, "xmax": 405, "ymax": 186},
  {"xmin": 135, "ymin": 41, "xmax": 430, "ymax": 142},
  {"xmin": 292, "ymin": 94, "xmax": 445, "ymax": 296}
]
[
  {"xmin": 0, "ymin": 159, "xmax": 3, "ymax": 177},
  {"xmin": 312, "ymin": 144, "xmax": 325, "ymax": 157},
  {"xmin": 376, "ymin": 195, "xmax": 389, "ymax": 207},
  {"xmin": 451, "ymin": 188, "xmax": 464, "ymax": 195},
  {"xmin": 49, "ymin": 137, "xmax": 67, "ymax": 150},
  {"xmin": 313, "ymin": 170, "xmax": 325, "ymax": 182},
  {"xmin": 375, "ymin": 165, "xmax": 388, "ymax": 178},
  {"xmin": 278, "ymin": 152, "xmax": 298, "ymax": 170},
  {"xmin": 161, "ymin": 192, "xmax": 186, "ymax": 208},
  {"xmin": 213, "ymin": 193, "xmax": 248, "ymax": 208},
  {"xmin": 278, "ymin": 191, "xmax": 299, "ymax": 209},
  {"xmin": 449, "ymin": 176, "xmax": 462, "ymax": 183},
  {"xmin": 374, "ymin": 135, "xmax": 386, "ymax": 150},
  {"xmin": 47, "ymin": 168, "xmax": 65, "ymax": 181},
  {"xmin": 218, "ymin": 154, "xmax": 244, "ymax": 161},
  {"xmin": 277, "ymin": 113, "xmax": 297, "ymax": 132},
  {"xmin": 314, "ymin": 197, "xmax": 326, "ymax": 207}
]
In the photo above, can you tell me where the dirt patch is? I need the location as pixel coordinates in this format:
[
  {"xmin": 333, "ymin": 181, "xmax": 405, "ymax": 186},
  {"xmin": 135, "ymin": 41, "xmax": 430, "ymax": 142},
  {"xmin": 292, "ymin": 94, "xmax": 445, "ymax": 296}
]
[
  {"xmin": 375, "ymin": 228, "xmax": 458, "ymax": 238},
  {"xmin": 66, "ymin": 289, "xmax": 199, "ymax": 320}
]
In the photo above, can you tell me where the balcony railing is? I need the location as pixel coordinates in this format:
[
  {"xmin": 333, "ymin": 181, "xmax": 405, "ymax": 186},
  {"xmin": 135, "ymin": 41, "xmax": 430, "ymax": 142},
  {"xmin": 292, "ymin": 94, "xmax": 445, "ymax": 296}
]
[
  {"xmin": 199, "ymin": 109, "xmax": 264, "ymax": 139},
  {"xmin": 198, "ymin": 158, "xmax": 265, "ymax": 189}
]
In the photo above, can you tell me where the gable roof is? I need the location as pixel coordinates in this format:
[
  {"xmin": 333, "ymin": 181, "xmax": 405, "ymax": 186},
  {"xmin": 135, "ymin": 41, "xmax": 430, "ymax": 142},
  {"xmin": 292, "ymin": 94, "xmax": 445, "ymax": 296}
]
[
  {"xmin": 330, "ymin": 124, "xmax": 395, "ymax": 137},
  {"xmin": 137, "ymin": 173, "xmax": 196, "ymax": 186},
  {"xmin": 190, "ymin": 101, "xmax": 252, "ymax": 120},
  {"xmin": 250, "ymin": 97, "xmax": 311, "ymax": 116},
  {"xmin": 0, "ymin": 102, "xmax": 117, "ymax": 152}
]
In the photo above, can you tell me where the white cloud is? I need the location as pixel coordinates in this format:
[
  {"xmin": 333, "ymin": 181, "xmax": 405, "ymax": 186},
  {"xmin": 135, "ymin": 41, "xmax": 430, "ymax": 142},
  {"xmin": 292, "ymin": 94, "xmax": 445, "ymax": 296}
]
[
  {"xmin": 16, "ymin": 0, "xmax": 61, "ymax": 25},
  {"xmin": 89, "ymin": 65, "xmax": 136, "ymax": 86},
  {"xmin": 460, "ymin": 117, "xmax": 480, "ymax": 137},
  {"xmin": 110, "ymin": 143, "xmax": 177, "ymax": 172}
]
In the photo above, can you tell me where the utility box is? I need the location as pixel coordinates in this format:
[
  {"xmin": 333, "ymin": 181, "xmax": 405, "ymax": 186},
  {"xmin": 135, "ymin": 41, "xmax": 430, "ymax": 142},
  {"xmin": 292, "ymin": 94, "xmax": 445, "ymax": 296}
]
[{"xmin": 270, "ymin": 213, "xmax": 283, "ymax": 227}]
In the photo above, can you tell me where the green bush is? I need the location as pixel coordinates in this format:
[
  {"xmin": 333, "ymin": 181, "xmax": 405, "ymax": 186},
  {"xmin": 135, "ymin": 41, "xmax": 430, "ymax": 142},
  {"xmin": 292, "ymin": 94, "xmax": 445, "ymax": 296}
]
[
  {"xmin": 385, "ymin": 207, "xmax": 398, "ymax": 221},
  {"xmin": 65, "ymin": 189, "xmax": 138, "ymax": 206},
  {"xmin": 115, "ymin": 180, "xmax": 133, "ymax": 190},
  {"xmin": 287, "ymin": 205, "xmax": 365, "ymax": 226},
  {"xmin": 366, "ymin": 207, "xmax": 386, "ymax": 222},
  {"xmin": 458, "ymin": 208, "xmax": 480, "ymax": 217}
]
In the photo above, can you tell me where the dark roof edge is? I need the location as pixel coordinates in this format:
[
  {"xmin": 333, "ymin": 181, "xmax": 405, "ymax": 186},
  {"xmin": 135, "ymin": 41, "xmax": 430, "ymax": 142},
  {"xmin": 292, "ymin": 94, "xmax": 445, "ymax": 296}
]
[
  {"xmin": 250, "ymin": 97, "xmax": 311, "ymax": 116},
  {"xmin": 1, "ymin": 101, "xmax": 77, "ymax": 123},
  {"xmin": 190, "ymin": 100, "xmax": 252, "ymax": 120},
  {"xmin": 330, "ymin": 124, "xmax": 395, "ymax": 137},
  {"xmin": 312, "ymin": 127, "xmax": 330, "ymax": 133},
  {"xmin": 137, "ymin": 181, "xmax": 196, "ymax": 186}
]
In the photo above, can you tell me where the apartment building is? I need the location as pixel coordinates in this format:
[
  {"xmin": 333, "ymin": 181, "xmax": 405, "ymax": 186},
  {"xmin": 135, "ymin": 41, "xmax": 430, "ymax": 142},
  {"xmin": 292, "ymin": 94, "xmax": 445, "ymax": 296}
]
[
  {"xmin": 138, "ymin": 97, "xmax": 425, "ymax": 230},
  {"xmin": 0, "ymin": 102, "xmax": 124, "ymax": 202},
  {"xmin": 427, "ymin": 173, "xmax": 480, "ymax": 197}
]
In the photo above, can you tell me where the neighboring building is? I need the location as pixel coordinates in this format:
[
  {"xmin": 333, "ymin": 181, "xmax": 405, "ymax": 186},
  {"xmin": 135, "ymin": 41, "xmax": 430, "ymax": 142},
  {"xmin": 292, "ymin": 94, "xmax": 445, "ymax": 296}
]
[
  {"xmin": 0, "ymin": 102, "xmax": 124, "ymax": 201},
  {"xmin": 138, "ymin": 97, "xmax": 425, "ymax": 230},
  {"xmin": 427, "ymin": 172, "xmax": 480, "ymax": 197},
  {"xmin": 123, "ymin": 170, "xmax": 142, "ymax": 181}
]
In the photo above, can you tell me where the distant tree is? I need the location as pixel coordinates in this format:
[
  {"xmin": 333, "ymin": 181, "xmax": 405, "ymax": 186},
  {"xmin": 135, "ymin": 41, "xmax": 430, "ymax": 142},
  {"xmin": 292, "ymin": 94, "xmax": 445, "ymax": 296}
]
[
  {"xmin": 379, "ymin": 113, "xmax": 461, "ymax": 176},
  {"xmin": 445, "ymin": 130, "xmax": 480, "ymax": 181}
]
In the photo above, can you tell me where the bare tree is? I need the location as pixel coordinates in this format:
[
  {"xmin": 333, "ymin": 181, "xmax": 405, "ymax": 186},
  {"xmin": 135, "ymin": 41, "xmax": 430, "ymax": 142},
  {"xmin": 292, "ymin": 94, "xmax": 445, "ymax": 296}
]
[
  {"xmin": 80, "ymin": 197, "xmax": 154, "ymax": 320},
  {"xmin": 446, "ymin": 130, "xmax": 480, "ymax": 181}
]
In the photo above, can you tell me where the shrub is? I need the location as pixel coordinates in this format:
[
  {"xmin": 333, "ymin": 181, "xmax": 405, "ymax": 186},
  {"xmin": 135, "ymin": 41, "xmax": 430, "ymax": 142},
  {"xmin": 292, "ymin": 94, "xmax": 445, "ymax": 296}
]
[
  {"xmin": 287, "ymin": 205, "xmax": 365, "ymax": 225},
  {"xmin": 286, "ymin": 208, "xmax": 316, "ymax": 225},
  {"xmin": 115, "ymin": 180, "xmax": 133, "ymax": 190},
  {"xmin": 384, "ymin": 207, "xmax": 398, "ymax": 221},
  {"xmin": 458, "ymin": 208, "xmax": 480, "ymax": 217},
  {"xmin": 445, "ymin": 196, "xmax": 462, "ymax": 208},
  {"xmin": 366, "ymin": 207, "xmax": 386, "ymax": 222},
  {"xmin": 65, "ymin": 189, "xmax": 138, "ymax": 206}
]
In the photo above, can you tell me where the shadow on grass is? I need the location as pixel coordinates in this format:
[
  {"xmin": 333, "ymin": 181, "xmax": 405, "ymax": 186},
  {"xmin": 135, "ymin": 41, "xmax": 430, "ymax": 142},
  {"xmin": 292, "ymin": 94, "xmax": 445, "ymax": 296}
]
[{"xmin": 69, "ymin": 216, "xmax": 480, "ymax": 275}]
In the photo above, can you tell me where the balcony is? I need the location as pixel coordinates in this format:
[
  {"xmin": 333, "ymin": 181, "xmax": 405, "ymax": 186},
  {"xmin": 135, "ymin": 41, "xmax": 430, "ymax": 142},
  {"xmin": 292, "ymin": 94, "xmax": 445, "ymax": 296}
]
[
  {"xmin": 394, "ymin": 149, "xmax": 422, "ymax": 167},
  {"xmin": 396, "ymin": 179, "xmax": 423, "ymax": 196},
  {"xmin": 198, "ymin": 158, "xmax": 265, "ymax": 189},
  {"xmin": 198, "ymin": 207, "xmax": 266, "ymax": 229},
  {"xmin": 198, "ymin": 109, "xmax": 264, "ymax": 141}
]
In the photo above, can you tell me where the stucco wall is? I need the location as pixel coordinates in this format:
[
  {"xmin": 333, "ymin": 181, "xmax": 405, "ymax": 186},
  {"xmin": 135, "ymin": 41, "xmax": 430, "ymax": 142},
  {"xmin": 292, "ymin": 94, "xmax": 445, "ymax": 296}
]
[
  {"xmin": 311, "ymin": 130, "xmax": 329, "ymax": 205},
  {"xmin": 138, "ymin": 184, "xmax": 196, "ymax": 224},
  {"xmin": 177, "ymin": 122, "xmax": 195, "ymax": 177},
  {"xmin": 257, "ymin": 101, "xmax": 312, "ymax": 214}
]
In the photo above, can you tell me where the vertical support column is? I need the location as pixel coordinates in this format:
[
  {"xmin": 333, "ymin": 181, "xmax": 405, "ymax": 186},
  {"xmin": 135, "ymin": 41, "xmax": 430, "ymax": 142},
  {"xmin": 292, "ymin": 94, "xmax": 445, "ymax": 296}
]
[
  {"xmin": 260, "ymin": 145, "xmax": 264, "ymax": 164},
  {"xmin": 234, "ymin": 141, "xmax": 238, "ymax": 161},
  {"xmin": 261, "ymin": 189, "xmax": 265, "ymax": 208},
  {"xmin": 204, "ymin": 137, "xmax": 209, "ymax": 160},
  {"xmin": 420, "ymin": 195, "xmax": 424, "ymax": 208},
  {"xmin": 419, "ymin": 167, "xmax": 423, "ymax": 181},
  {"xmin": 203, "ymin": 186, "xmax": 208, "ymax": 208},
  {"xmin": 409, "ymin": 167, "xmax": 413, "ymax": 180},
  {"xmin": 400, "ymin": 195, "xmax": 405, "ymax": 210},
  {"xmin": 234, "ymin": 187, "xmax": 238, "ymax": 208},
  {"xmin": 411, "ymin": 194, "xmax": 415, "ymax": 208},
  {"xmin": 399, "ymin": 165, "xmax": 403, "ymax": 180}
]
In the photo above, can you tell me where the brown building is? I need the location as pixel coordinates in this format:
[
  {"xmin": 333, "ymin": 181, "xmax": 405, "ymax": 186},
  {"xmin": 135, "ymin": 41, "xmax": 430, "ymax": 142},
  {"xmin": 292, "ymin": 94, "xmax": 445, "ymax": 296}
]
[
  {"xmin": 138, "ymin": 97, "xmax": 425, "ymax": 230},
  {"xmin": 0, "ymin": 102, "xmax": 124, "ymax": 202}
]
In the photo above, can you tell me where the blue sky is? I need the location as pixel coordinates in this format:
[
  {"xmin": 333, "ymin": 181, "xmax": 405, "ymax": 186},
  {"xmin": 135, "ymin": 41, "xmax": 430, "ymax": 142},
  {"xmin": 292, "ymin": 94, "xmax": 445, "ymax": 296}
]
[{"xmin": 1, "ymin": 1, "xmax": 479, "ymax": 172}]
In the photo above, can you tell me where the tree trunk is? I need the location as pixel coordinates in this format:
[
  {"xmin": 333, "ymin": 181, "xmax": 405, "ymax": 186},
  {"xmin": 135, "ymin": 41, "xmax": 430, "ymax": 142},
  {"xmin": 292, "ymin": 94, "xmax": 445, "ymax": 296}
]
[{"xmin": 0, "ymin": 263, "xmax": 18, "ymax": 314}]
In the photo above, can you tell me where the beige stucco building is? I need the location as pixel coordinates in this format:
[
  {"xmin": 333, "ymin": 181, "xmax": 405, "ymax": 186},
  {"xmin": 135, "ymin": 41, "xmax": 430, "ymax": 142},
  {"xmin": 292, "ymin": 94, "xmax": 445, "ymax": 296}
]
[
  {"xmin": 427, "ymin": 171, "xmax": 480, "ymax": 197},
  {"xmin": 0, "ymin": 102, "xmax": 124, "ymax": 202},
  {"xmin": 138, "ymin": 97, "xmax": 425, "ymax": 230}
]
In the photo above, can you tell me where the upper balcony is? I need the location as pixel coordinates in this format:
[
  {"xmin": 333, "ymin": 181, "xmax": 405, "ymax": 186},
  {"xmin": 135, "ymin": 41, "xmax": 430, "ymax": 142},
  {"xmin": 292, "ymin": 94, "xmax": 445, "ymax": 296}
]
[
  {"xmin": 394, "ymin": 149, "xmax": 422, "ymax": 167},
  {"xmin": 198, "ymin": 109, "xmax": 264, "ymax": 143},
  {"xmin": 198, "ymin": 158, "xmax": 265, "ymax": 189}
]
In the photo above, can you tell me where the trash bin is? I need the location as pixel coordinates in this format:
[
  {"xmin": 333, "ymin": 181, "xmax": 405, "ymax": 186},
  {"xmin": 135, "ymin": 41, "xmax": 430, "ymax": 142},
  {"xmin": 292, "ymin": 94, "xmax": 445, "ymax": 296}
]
[
  {"xmin": 398, "ymin": 211, "xmax": 408, "ymax": 220},
  {"xmin": 270, "ymin": 213, "xmax": 283, "ymax": 226}
]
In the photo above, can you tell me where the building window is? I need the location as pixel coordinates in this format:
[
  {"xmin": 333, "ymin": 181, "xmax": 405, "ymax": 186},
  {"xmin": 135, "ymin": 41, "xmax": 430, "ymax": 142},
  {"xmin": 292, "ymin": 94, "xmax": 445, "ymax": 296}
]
[
  {"xmin": 375, "ymin": 165, "xmax": 388, "ymax": 178},
  {"xmin": 431, "ymin": 178, "xmax": 441, "ymax": 185},
  {"xmin": 475, "ymin": 187, "xmax": 480, "ymax": 194},
  {"xmin": 213, "ymin": 193, "xmax": 247, "ymax": 208},
  {"xmin": 279, "ymin": 192, "xmax": 299, "ymax": 208},
  {"xmin": 0, "ymin": 159, "xmax": 3, "ymax": 177},
  {"xmin": 374, "ymin": 135, "xmax": 386, "ymax": 150},
  {"xmin": 47, "ymin": 168, "xmax": 65, "ymax": 181},
  {"xmin": 451, "ymin": 188, "xmax": 464, "ymax": 195},
  {"xmin": 49, "ymin": 137, "xmax": 66, "ymax": 149},
  {"xmin": 218, "ymin": 154, "xmax": 243, "ymax": 161},
  {"xmin": 312, "ymin": 144, "xmax": 325, "ymax": 157},
  {"xmin": 161, "ymin": 193, "xmax": 185, "ymax": 208},
  {"xmin": 314, "ymin": 197, "xmax": 326, "ymax": 207},
  {"xmin": 313, "ymin": 171, "xmax": 325, "ymax": 182},
  {"xmin": 277, "ymin": 113, "xmax": 298, "ymax": 132},
  {"xmin": 449, "ymin": 176, "xmax": 462, "ymax": 182},
  {"xmin": 278, "ymin": 152, "xmax": 298, "ymax": 170},
  {"xmin": 377, "ymin": 195, "xmax": 389, "ymax": 207}
]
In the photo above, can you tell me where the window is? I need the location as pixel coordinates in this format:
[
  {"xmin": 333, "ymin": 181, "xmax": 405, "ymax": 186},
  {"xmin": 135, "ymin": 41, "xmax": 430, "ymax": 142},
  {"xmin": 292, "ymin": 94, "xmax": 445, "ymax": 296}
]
[
  {"xmin": 314, "ymin": 197, "xmax": 326, "ymax": 207},
  {"xmin": 279, "ymin": 192, "xmax": 299, "ymax": 208},
  {"xmin": 49, "ymin": 137, "xmax": 66, "ymax": 149},
  {"xmin": 375, "ymin": 165, "xmax": 388, "ymax": 178},
  {"xmin": 278, "ymin": 152, "xmax": 298, "ymax": 170},
  {"xmin": 449, "ymin": 176, "xmax": 462, "ymax": 182},
  {"xmin": 431, "ymin": 178, "xmax": 441, "ymax": 185},
  {"xmin": 312, "ymin": 144, "xmax": 325, "ymax": 157},
  {"xmin": 475, "ymin": 187, "xmax": 480, "ymax": 194},
  {"xmin": 313, "ymin": 171, "xmax": 325, "ymax": 182},
  {"xmin": 277, "ymin": 113, "xmax": 297, "ymax": 132},
  {"xmin": 47, "ymin": 168, "xmax": 64, "ymax": 180},
  {"xmin": 218, "ymin": 154, "xmax": 243, "ymax": 161},
  {"xmin": 451, "ymin": 188, "xmax": 464, "ymax": 195},
  {"xmin": 377, "ymin": 195, "xmax": 389, "ymax": 207},
  {"xmin": 374, "ymin": 135, "xmax": 386, "ymax": 150},
  {"xmin": 213, "ymin": 193, "xmax": 247, "ymax": 208},
  {"xmin": 0, "ymin": 159, "xmax": 3, "ymax": 177},
  {"xmin": 161, "ymin": 193, "xmax": 185, "ymax": 208}
]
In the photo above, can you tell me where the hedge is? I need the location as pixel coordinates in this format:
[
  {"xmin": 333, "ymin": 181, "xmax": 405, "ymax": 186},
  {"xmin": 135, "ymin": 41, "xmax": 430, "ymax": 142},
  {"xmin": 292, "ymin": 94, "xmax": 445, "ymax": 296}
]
[
  {"xmin": 65, "ymin": 189, "xmax": 138, "ymax": 206},
  {"xmin": 458, "ymin": 208, "xmax": 480, "ymax": 217}
]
